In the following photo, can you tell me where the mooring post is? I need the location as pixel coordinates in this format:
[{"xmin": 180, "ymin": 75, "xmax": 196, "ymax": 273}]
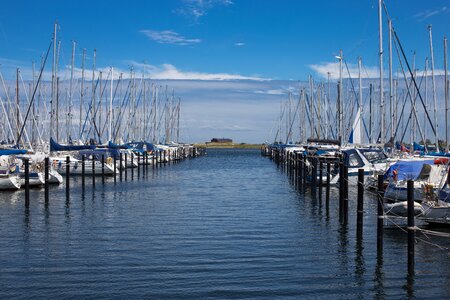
[
  {"xmin": 137, "ymin": 153, "xmax": 140, "ymax": 178},
  {"xmin": 24, "ymin": 158, "xmax": 30, "ymax": 206},
  {"xmin": 101, "ymin": 154, "xmax": 105, "ymax": 183},
  {"xmin": 92, "ymin": 155, "xmax": 95, "ymax": 187},
  {"xmin": 343, "ymin": 165, "xmax": 349, "ymax": 224},
  {"xmin": 44, "ymin": 157, "xmax": 49, "ymax": 203},
  {"xmin": 407, "ymin": 179, "xmax": 415, "ymax": 274},
  {"xmin": 113, "ymin": 154, "xmax": 117, "ymax": 183},
  {"xmin": 66, "ymin": 156, "xmax": 70, "ymax": 195},
  {"xmin": 339, "ymin": 158, "xmax": 344, "ymax": 221},
  {"xmin": 81, "ymin": 155, "xmax": 86, "ymax": 187},
  {"xmin": 319, "ymin": 160, "xmax": 323, "ymax": 201},
  {"xmin": 377, "ymin": 174, "xmax": 384, "ymax": 252},
  {"xmin": 124, "ymin": 153, "xmax": 128, "ymax": 180},
  {"xmin": 298, "ymin": 153, "xmax": 303, "ymax": 189},
  {"xmin": 153, "ymin": 151, "xmax": 156, "ymax": 168},
  {"xmin": 357, "ymin": 168, "xmax": 364, "ymax": 239},
  {"xmin": 119, "ymin": 153, "xmax": 123, "ymax": 181},
  {"xmin": 164, "ymin": 150, "xmax": 167, "ymax": 164},
  {"xmin": 326, "ymin": 162, "xmax": 331, "ymax": 207},
  {"xmin": 302, "ymin": 155, "xmax": 307, "ymax": 186},
  {"xmin": 131, "ymin": 153, "xmax": 134, "ymax": 179},
  {"xmin": 311, "ymin": 157, "xmax": 317, "ymax": 198}
]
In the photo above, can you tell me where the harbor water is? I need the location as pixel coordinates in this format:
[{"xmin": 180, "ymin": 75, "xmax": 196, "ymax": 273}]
[{"xmin": 1, "ymin": 149, "xmax": 450, "ymax": 298}]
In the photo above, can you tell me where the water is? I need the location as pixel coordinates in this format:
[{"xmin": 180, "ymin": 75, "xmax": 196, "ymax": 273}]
[{"xmin": 1, "ymin": 149, "xmax": 450, "ymax": 299}]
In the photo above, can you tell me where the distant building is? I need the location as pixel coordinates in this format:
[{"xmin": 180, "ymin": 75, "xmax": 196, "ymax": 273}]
[{"xmin": 210, "ymin": 138, "xmax": 233, "ymax": 143}]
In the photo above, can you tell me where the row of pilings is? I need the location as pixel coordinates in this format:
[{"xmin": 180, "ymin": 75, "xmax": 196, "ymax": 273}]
[
  {"xmin": 21, "ymin": 146, "xmax": 207, "ymax": 206},
  {"xmin": 261, "ymin": 144, "xmax": 417, "ymax": 278}
]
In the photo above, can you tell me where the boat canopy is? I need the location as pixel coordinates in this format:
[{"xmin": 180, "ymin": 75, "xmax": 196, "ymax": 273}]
[
  {"xmin": 50, "ymin": 138, "xmax": 95, "ymax": 152},
  {"xmin": 0, "ymin": 149, "xmax": 27, "ymax": 156},
  {"xmin": 384, "ymin": 160, "xmax": 434, "ymax": 181}
]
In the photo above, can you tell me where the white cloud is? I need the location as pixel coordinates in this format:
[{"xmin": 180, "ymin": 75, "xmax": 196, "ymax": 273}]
[
  {"xmin": 234, "ymin": 42, "xmax": 245, "ymax": 47},
  {"xmin": 254, "ymin": 89, "xmax": 286, "ymax": 95},
  {"xmin": 414, "ymin": 6, "xmax": 448, "ymax": 21},
  {"xmin": 140, "ymin": 30, "xmax": 201, "ymax": 46},
  {"xmin": 175, "ymin": 0, "xmax": 233, "ymax": 22},
  {"xmin": 309, "ymin": 61, "xmax": 379, "ymax": 80},
  {"xmin": 127, "ymin": 61, "xmax": 269, "ymax": 81}
]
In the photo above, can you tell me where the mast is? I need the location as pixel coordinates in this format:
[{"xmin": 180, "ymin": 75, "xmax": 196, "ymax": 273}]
[
  {"xmin": 98, "ymin": 71, "xmax": 102, "ymax": 143},
  {"xmin": 51, "ymin": 22, "xmax": 57, "ymax": 141},
  {"xmin": 424, "ymin": 58, "xmax": 428, "ymax": 141},
  {"xmin": 79, "ymin": 48, "xmax": 86, "ymax": 141},
  {"xmin": 369, "ymin": 83, "xmax": 373, "ymax": 143},
  {"xmin": 69, "ymin": 40, "xmax": 75, "ymax": 142},
  {"xmin": 109, "ymin": 67, "xmax": 113, "ymax": 141},
  {"xmin": 429, "ymin": 25, "xmax": 439, "ymax": 151},
  {"xmin": 388, "ymin": 19, "xmax": 394, "ymax": 144},
  {"xmin": 338, "ymin": 49, "xmax": 343, "ymax": 145},
  {"xmin": 378, "ymin": 0, "xmax": 385, "ymax": 144},
  {"xmin": 92, "ymin": 49, "xmax": 96, "ymax": 142},
  {"xmin": 445, "ymin": 37, "xmax": 448, "ymax": 152},
  {"xmin": 358, "ymin": 57, "xmax": 363, "ymax": 143},
  {"xmin": 16, "ymin": 68, "xmax": 20, "ymax": 145}
]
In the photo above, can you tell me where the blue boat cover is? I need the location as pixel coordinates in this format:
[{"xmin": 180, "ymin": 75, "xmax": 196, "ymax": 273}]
[
  {"xmin": 50, "ymin": 138, "xmax": 95, "ymax": 151},
  {"xmin": 384, "ymin": 160, "xmax": 434, "ymax": 181},
  {"xmin": 0, "ymin": 149, "xmax": 27, "ymax": 156}
]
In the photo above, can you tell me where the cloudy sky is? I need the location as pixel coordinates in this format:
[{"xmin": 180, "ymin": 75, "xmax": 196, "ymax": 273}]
[{"xmin": 0, "ymin": 0, "xmax": 449, "ymax": 143}]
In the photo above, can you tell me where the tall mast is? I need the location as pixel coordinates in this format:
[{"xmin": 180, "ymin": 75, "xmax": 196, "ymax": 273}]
[
  {"xmin": 424, "ymin": 58, "xmax": 428, "ymax": 141},
  {"xmin": 338, "ymin": 49, "xmax": 343, "ymax": 145},
  {"xmin": 388, "ymin": 19, "xmax": 394, "ymax": 144},
  {"xmin": 51, "ymin": 22, "xmax": 57, "ymax": 141},
  {"xmin": 92, "ymin": 49, "xmax": 96, "ymax": 141},
  {"xmin": 358, "ymin": 57, "xmax": 363, "ymax": 143},
  {"xmin": 16, "ymin": 68, "xmax": 20, "ymax": 145},
  {"xmin": 99, "ymin": 71, "xmax": 102, "ymax": 143},
  {"xmin": 378, "ymin": 0, "xmax": 385, "ymax": 144},
  {"xmin": 79, "ymin": 48, "xmax": 86, "ymax": 141},
  {"xmin": 69, "ymin": 40, "xmax": 75, "ymax": 142},
  {"xmin": 109, "ymin": 67, "xmax": 113, "ymax": 141},
  {"xmin": 429, "ymin": 25, "xmax": 439, "ymax": 150},
  {"xmin": 445, "ymin": 37, "xmax": 448, "ymax": 152}
]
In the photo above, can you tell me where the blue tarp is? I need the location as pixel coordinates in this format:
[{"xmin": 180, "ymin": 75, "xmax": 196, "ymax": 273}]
[
  {"xmin": 108, "ymin": 141, "xmax": 131, "ymax": 149},
  {"xmin": 0, "ymin": 149, "xmax": 27, "ymax": 156},
  {"xmin": 50, "ymin": 138, "xmax": 95, "ymax": 152},
  {"xmin": 384, "ymin": 160, "xmax": 434, "ymax": 181}
]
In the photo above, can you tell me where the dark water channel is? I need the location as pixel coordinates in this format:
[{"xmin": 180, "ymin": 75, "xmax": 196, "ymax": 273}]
[{"xmin": 1, "ymin": 149, "xmax": 450, "ymax": 299}]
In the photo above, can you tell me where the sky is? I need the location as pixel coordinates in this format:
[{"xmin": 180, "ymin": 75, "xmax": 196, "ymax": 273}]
[{"xmin": 0, "ymin": 1, "xmax": 449, "ymax": 143}]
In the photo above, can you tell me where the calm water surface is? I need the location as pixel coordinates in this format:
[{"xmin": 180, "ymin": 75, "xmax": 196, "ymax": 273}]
[{"xmin": 1, "ymin": 149, "xmax": 450, "ymax": 299}]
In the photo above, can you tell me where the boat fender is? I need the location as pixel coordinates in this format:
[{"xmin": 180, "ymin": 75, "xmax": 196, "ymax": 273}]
[
  {"xmin": 434, "ymin": 157, "xmax": 449, "ymax": 165},
  {"xmin": 393, "ymin": 169, "xmax": 398, "ymax": 183}
]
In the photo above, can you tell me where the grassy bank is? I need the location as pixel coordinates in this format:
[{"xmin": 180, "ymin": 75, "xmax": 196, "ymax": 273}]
[{"xmin": 194, "ymin": 142, "xmax": 263, "ymax": 149}]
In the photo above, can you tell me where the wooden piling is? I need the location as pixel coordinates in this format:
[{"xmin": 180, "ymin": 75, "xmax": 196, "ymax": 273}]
[
  {"xmin": 119, "ymin": 153, "xmax": 123, "ymax": 181},
  {"xmin": 343, "ymin": 165, "xmax": 349, "ymax": 224},
  {"xmin": 113, "ymin": 154, "xmax": 117, "ymax": 183},
  {"xmin": 101, "ymin": 154, "xmax": 105, "ymax": 183},
  {"xmin": 66, "ymin": 156, "xmax": 70, "ymax": 194},
  {"xmin": 124, "ymin": 153, "xmax": 128, "ymax": 180},
  {"xmin": 311, "ymin": 157, "xmax": 317, "ymax": 198},
  {"xmin": 377, "ymin": 174, "xmax": 384, "ymax": 252},
  {"xmin": 24, "ymin": 158, "xmax": 30, "ymax": 206},
  {"xmin": 92, "ymin": 155, "xmax": 95, "ymax": 187},
  {"xmin": 319, "ymin": 160, "xmax": 323, "ymax": 201},
  {"xmin": 339, "ymin": 159, "xmax": 344, "ymax": 221},
  {"xmin": 357, "ymin": 168, "xmax": 364, "ymax": 239},
  {"xmin": 326, "ymin": 162, "xmax": 330, "ymax": 207},
  {"xmin": 407, "ymin": 179, "xmax": 415, "ymax": 274},
  {"xmin": 44, "ymin": 157, "xmax": 49, "ymax": 202},
  {"xmin": 81, "ymin": 155, "xmax": 86, "ymax": 187},
  {"xmin": 298, "ymin": 153, "xmax": 303, "ymax": 189},
  {"xmin": 131, "ymin": 153, "xmax": 134, "ymax": 179}
]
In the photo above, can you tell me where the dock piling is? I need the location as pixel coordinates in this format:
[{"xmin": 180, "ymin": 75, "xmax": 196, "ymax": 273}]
[
  {"xmin": 407, "ymin": 180, "xmax": 415, "ymax": 274},
  {"xmin": 357, "ymin": 169, "xmax": 364, "ymax": 239}
]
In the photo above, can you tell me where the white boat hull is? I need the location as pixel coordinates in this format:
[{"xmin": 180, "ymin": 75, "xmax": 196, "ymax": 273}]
[{"xmin": 0, "ymin": 176, "xmax": 21, "ymax": 190}]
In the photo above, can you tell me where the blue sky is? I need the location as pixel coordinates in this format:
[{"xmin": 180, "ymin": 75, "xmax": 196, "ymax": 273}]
[{"xmin": 0, "ymin": 1, "xmax": 449, "ymax": 143}]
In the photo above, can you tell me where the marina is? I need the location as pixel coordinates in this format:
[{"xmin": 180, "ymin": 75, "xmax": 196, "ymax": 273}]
[{"xmin": 1, "ymin": 0, "xmax": 450, "ymax": 298}]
